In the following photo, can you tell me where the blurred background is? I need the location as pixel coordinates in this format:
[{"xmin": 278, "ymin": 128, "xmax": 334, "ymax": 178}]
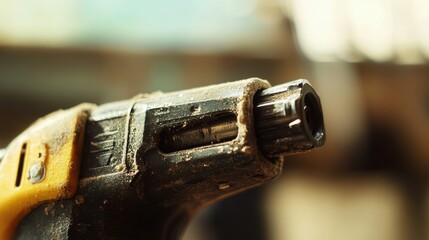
[{"xmin": 1, "ymin": 0, "xmax": 428, "ymax": 239}]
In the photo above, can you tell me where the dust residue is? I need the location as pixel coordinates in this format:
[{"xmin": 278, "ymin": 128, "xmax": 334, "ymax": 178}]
[
  {"xmin": 235, "ymin": 78, "xmax": 270, "ymax": 148},
  {"xmin": 44, "ymin": 202, "xmax": 56, "ymax": 216},
  {"xmin": 234, "ymin": 78, "xmax": 285, "ymax": 177},
  {"xmin": 75, "ymin": 195, "xmax": 85, "ymax": 205}
]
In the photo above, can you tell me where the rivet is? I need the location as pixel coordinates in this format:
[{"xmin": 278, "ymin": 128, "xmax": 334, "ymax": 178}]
[{"xmin": 28, "ymin": 161, "xmax": 46, "ymax": 184}]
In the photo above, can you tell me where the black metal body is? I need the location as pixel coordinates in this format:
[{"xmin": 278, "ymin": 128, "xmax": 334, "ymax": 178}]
[{"xmin": 16, "ymin": 79, "xmax": 290, "ymax": 240}]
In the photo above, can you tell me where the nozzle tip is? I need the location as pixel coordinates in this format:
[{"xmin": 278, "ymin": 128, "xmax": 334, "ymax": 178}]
[{"xmin": 254, "ymin": 80, "xmax": 325, "ymax": 159}]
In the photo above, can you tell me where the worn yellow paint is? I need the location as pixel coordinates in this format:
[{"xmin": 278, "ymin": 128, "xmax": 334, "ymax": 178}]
[{"xmin": 0, "ymin": 104, "xmax": 94, "ymax": 240}]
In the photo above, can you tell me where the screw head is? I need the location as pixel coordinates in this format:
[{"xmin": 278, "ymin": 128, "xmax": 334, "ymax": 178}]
[{"xmin": 28, "ymin": 161, "xmax": 46, "ymax": 184}]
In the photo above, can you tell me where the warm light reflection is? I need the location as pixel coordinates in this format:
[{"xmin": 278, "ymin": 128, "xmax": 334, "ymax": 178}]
[
  {"xmin": 285, "ymin": 0, "xmax": 429, "ymax": 64},
  {"xmin": 412, "ymin": 0, "xmax": 429, "ymax": 58},
  {"xmin": 288, "ymin": 0, "xmax": 351, "ymax": 62},
  {"xmin": 0, "ymin": 0, "xmax": 427, "ymax": 63},
  {"xmin": 0, "ymin": 0, "xmax": 78, "ymax": 46}
]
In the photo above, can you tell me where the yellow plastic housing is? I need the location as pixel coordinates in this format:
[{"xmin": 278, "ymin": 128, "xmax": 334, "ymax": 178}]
[{"xmin": 0, "ymin": 104, "xmax": 94, "ymax": 240}]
